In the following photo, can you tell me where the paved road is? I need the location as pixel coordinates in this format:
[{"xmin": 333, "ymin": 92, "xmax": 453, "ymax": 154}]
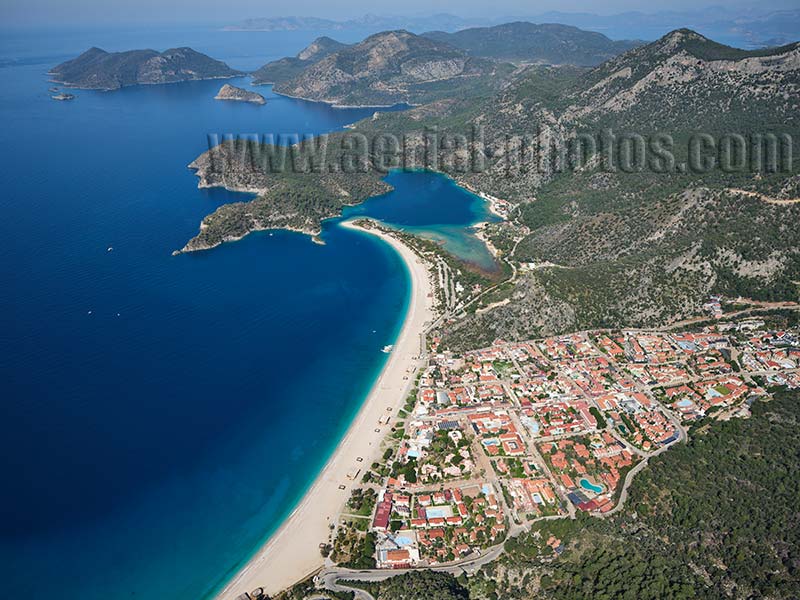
[
  {"xmin": 317, "ymin": 541, "xmax": 505, "ymax": 590},
  {"xmin": 315, "ymin": 512, "xmax": 568, "ymax": 596}
]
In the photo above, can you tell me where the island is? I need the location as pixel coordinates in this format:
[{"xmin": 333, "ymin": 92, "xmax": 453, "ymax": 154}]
[
  {"xmin": 214, "ymin": 83, "xmax": 266, "ymax": 105},
  {"xmin": 49, "ymin": 46, "xmax": 243, "ymax": 91}
]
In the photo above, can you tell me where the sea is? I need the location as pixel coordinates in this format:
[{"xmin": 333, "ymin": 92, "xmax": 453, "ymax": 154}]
[{"xmin": 0, "ymin": 24, "xmax": 496, "ymax": 599}]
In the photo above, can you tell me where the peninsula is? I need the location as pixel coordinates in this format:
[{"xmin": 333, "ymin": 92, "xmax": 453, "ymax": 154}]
[
  {"xmin": 252, "ymin": 30, "xmax": 513, "ymax": 107},
  {"xmin": 214, "ymin": 83, "xmax": 266, "ymax": 105},
  {"xmin": 49, "ymin": 47, "xmax": 243, "ymax": 90}
]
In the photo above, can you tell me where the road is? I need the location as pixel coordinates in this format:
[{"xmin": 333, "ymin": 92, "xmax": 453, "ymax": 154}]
[{"xmin": 317, "ymin": 541, "xmax": 505, "ymax": 589}]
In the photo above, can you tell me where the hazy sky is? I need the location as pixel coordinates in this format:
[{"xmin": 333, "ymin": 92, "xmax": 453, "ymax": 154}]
[{"xmin": 1, "ymin": 0, "xmax": 797, "ymax": 26}]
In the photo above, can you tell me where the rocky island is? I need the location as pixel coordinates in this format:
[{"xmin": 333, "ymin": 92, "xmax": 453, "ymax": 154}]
[
  {"xmin": 214, "ymin": 83, "xmax": 266, "ymax": 104},
  {"xmin": 49, "ymin": 46, "xmax": 243, "ymax": 90}
]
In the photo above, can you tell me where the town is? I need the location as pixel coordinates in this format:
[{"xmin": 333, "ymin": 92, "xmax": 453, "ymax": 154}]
[{"xmin": 328, "ymin": 318, "xmax": 800, "ymax": 570}]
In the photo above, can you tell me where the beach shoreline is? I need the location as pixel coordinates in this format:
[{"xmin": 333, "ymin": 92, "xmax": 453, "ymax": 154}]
[{"xmin": 214, "ymin": 220, "xmax": 434, "ymax": 599}]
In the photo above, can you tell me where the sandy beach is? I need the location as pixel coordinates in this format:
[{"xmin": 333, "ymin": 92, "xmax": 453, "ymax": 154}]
[{"xmin": 215, "ymin": 220, "xmax": 435, "ymax": 599}]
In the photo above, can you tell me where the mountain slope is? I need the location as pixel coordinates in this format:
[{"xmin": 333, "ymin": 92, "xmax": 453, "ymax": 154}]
[
  {"xmin": 252, "ymin": 36, "xmax": 348, "ymax": 84},
  {"xmin": 49, "ymin": 47, "xmax": 243, "ymax": 90},
  {"xmin": 422, "ymin": 22, "xmax": 642, "ymax": 65},
  {"xmin": 260, "ymin": 30, "xmax": 515, "ymax": 106},
  {"xmin": 416, "ymin": 30, "xmax": 800, "ymax": 348}
]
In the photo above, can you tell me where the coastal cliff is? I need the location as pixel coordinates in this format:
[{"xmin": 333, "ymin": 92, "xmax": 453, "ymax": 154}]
[
  {"xmin": 49, "ymin": 47, "xmax": 243, "ymax": 90},
  {"xmin": 215, "ymin": 84, "xmax": 266, "ymax": 104}
]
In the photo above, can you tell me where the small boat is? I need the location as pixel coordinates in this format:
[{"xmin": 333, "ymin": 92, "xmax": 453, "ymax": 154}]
[
  {"xmin": 382, "ymin": 345, "xmax": 393, "ymax": 353},
  {"xmin": 51, "ymin": 92, "xmax": 75, "ymax": 101},
  {"xmin": 107, "ymin": 246, "xmax": 113, "ymax": 252}
]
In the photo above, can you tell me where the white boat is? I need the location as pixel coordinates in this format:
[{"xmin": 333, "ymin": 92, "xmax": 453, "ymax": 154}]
[{"xmin": 382, "ymin": 345, "xmax": 393, "ymax": 353}]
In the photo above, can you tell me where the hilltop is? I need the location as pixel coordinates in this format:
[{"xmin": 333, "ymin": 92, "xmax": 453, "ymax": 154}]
[
  {"xmin": 49, "ymin": 47, "xmax": 243, "ymax": 91},
  {"xmin": 421, "ymin": 21, "xmax": 642, "ymax": 65}
]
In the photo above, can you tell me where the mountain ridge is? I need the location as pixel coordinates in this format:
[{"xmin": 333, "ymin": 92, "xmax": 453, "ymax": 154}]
[
  {"xmin": 258, "ymin": 29, "xmax": 513, "ymax": 106},
  {"xmin": 421, "ymin": 21, "xmax": 643, "ymax": 65}
]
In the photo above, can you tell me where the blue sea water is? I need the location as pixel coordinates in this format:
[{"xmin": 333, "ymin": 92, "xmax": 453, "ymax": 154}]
[{"xmin": 0, "ymin": 25, "xmax": 495, "ymax": 600}]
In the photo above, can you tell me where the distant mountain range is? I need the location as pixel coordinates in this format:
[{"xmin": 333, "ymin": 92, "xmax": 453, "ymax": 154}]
[
  {"xmin": 49, "ymin": 47, "xmax": 243, "ymax": 91},
  {"xmin": 223, "ymin": 13, "xmax": 488, "ymax": 33},
  {"xmin": 224, "ymin": 9, "xmax": 800, "ymax": 48},
  {"xmin": 527, "ymin": 8, "xmax": 800, "ymax": 48}
]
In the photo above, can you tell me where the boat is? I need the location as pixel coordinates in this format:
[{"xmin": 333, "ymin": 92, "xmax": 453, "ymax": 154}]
[
  {"xmin": 51, "ymin": 93, "xmax": 75, "ymax": 101},
  {"xmin": 382, "ymin": 345, "xmax": 393, "ymax": 353}
]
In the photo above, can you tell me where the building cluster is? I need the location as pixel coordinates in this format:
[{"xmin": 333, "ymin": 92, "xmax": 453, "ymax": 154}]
[
  {"xmin": 539, "ymin": 433, "xmax": 634, "ymax": 513},
  {"xmin": 372, "ymin": 483, "xmax": 505, "ymax": 568},
  {"xmin": 362, "ymin": 321, "xmax": 800, "ymax": 569}
]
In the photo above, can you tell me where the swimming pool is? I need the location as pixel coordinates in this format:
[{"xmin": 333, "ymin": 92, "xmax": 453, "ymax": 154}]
[
  {"xmin": 425, "ymin": 506, "xmax": 453, "ymax": 519},
  {"xmin": 579, "ymin": 478, "xmax": 604, "ymax": 494}
]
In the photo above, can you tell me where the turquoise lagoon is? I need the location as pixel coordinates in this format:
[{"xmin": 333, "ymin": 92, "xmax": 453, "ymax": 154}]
[{"xmin": 344, "ymin": 169, "xmax": 501, "ymax": 271}]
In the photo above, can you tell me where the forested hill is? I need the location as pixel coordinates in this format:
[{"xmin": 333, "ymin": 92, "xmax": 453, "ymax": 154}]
[{"xmin": 421, "ymin": 22, "xmax": 642, "ymax": 65}]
